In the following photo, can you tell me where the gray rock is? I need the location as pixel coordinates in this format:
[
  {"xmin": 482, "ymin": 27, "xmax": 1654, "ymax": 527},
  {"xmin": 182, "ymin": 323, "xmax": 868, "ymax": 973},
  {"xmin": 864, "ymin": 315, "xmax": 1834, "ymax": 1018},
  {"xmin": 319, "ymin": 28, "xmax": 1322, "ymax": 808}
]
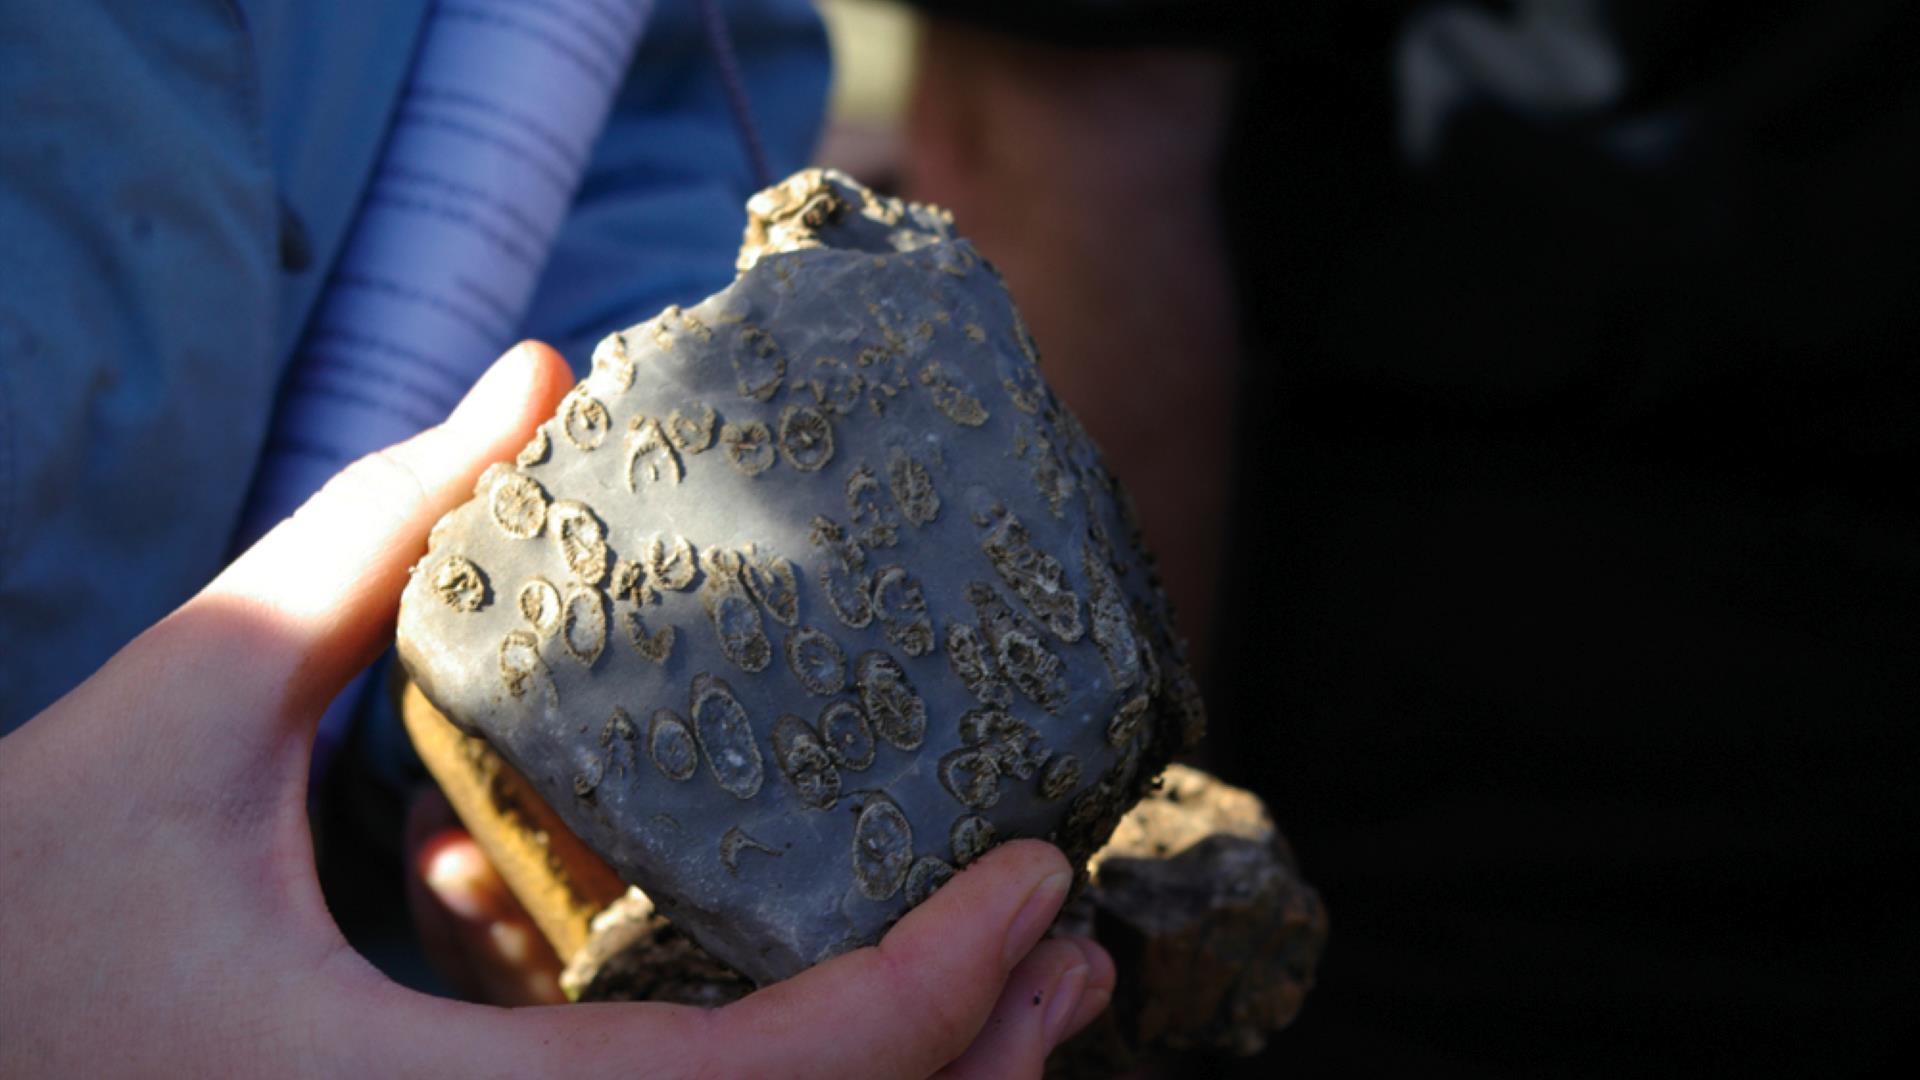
[{"xmin": 397, "ymin": 169, "xmax": 1205, "ymax": 985}]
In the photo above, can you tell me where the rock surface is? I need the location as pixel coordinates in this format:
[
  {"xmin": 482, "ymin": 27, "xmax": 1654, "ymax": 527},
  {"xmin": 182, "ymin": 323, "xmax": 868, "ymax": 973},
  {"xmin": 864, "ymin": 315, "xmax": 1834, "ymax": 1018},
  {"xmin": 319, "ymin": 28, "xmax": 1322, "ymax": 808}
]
[
  {"xmin": 1051, "ymin": 765, "xmax": 1327, "ymax": 1072},
  {"xmin": 396, "ymin": 169, "xmax": 1204, "ymax": 984}
]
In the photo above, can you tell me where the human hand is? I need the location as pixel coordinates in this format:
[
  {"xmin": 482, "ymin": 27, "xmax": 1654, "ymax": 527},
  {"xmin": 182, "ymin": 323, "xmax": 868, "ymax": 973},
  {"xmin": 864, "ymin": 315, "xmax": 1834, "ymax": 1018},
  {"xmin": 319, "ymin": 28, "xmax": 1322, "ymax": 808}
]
[{"xmin": 0, "ymin": 342, "xmax": 1113, "ymax": 1077}]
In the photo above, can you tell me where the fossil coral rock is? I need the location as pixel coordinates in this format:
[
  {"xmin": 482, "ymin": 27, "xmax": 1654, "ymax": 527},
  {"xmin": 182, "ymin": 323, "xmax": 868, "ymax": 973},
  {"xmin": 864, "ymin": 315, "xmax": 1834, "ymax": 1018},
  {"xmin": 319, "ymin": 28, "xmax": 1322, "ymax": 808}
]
[
  {"xmin": 396, "ymin": 169, "xmax": 1204, "ymax": 984},
  {"xmin": 552, "ymin": 765, "xmax": 1326, "ymax": 1076},
  {"xmin": 403, "ymin": 689, "xmax": 1321, "ymax": 1069}
]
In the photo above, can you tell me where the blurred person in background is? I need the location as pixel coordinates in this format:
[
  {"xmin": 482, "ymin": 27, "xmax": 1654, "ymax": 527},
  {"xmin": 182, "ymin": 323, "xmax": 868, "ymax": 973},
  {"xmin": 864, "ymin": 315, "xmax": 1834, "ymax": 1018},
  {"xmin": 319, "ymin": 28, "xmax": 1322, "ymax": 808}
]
[{"xmin": 899, "ymin": 0, "xmax": 1918, "ymax": 1074}]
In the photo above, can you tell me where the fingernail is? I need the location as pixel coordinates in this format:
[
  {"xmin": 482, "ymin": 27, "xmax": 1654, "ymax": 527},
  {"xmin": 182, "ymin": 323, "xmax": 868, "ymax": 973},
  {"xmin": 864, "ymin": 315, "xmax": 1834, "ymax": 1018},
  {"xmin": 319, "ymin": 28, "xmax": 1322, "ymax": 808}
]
[
  {"xmin": 1002, "ymin": 870, "xmax": 1072, "ymax": 968},
  {"xmin": 487, "ymin": 920, "xmax": 534, "ymax": 966},
  {"xmin": 424, "ymin": 844, "xmax": 490, "ymax": 923},
  {"xmin": 1043, "ymin": 963, "xmax": 1090, "ymax": 1045},
  {"xmin": 448, "ymin": 342, "xmax": 536, "ymax": 431}
]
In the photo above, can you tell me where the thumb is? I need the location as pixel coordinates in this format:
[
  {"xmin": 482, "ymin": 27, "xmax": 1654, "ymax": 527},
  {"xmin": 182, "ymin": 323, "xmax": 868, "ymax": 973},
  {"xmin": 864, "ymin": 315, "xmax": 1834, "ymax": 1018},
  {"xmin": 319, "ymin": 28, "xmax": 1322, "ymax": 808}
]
[
  {"xmin": 700, "ymin": 839, "xmax": 1075, "ymax": 1079},
  {"xmin": 33, "ymin": 342, "xmax": 573, "ymax": 822},
  {"xmin": 160, "ymin": 341, "xmax": 573, "ymax": 729}
]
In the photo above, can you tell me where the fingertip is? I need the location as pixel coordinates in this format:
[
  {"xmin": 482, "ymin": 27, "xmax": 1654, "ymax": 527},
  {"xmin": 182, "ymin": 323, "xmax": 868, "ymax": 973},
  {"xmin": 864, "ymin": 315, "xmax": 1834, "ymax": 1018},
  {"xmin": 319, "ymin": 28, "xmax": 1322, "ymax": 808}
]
[
  {"xmin": 968, "ymin": 838, "xmax": 1073, "ymax": 883},
  {"xmin": 448, "ymin": 340, "xmax": 571, "ymax": 438},
  {"xmin": 709, "ymin": 842, "xmax": 1082, "ymax": 1078},
  {"xmin": 513, "ymin": 339, "xmax": 575, "ymax": 402},
  {"xmin": 930, "ymin": 939, "xmax": 1099, "ymax": 1080},
  {"xmin": 874, "ymin": 839, "xmax": 1074, "ymax": 983},
  {"xmin": 1053, "ymin": 936, "xmax": 1115, "ymax": 1045},
  {"xmin": 418, "ymin": 831, "xmax": 505, "ymax": 924},
  {"xmin": 1064, "ymin": 935, "xmax": 1115, "ymax": 997},
  {"xmin": 888, "ymin": 840, "xmax": 1069, "ymax": 941},
  {"xmin": 517, "ymin": 340, "xmax": 575, "ymax": 398},
  {"xmin": 979, "ymin": 845, "xmax": 1073, "ymax": 971}
]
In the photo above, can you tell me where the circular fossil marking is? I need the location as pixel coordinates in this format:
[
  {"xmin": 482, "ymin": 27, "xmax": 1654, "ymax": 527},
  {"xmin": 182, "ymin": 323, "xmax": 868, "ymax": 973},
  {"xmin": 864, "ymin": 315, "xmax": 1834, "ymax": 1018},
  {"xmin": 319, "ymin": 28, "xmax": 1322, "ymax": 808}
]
[
  {"xmin": 561, "ymin": 585, "xmax": 608, "ymax": 666},
  {"xmin": 1107, "ymin": 694, "xmax": 1150, "ymax": 748},
  {"xmin": 731, "ymin": 325, "xmax": 785, "ymax": 402},
  {"xmin": 943, "ymin": 622, "xmax": 1010, "ymax": 707},
  {"xmin": 1038, "ymin": 753, "xmax": 1082, "ymax": 801},
  {"xmin": 886, "ymin": 450, "xmax": 940, "ymax": 527},
  {"xmin": 498, "ymin": 630, "xmax": 554, "ymax": 706},
  {"xmin": 702, "ymin": 572, "xmax": 771, "ymax": 674},
  {"xmin": 590, "ymin": 332, "xmax": 635, "ymax": 393},
  {"xmin": 690, "ymin": 674, "xmax": 764, "ymax": 800},
  {"xmin": 745, "ymin": 554, "xmax": 800, "ymax": 627},
  {"xmin": 516, "ymin": 426, "xmax": 550, "ymax": 467},
  {"xmin": 609, "ymin": 559, "xmax": 644, "ymax": 604},
  {"xmin": 819, "ymin": 556, "xmax": 873, "ymax": 630},
  {"xmin": 548, "ymin": 500, "xmax": 608, "ymax": 585},
  {"xmin": 845, "ymin": 464, "xmax": 898, "ymax": 548},
  {"xmin": 819, "ymin": 699, "xmax": 875, "ymax": 771},
  {"xmin": 776, "ymin": 404, "xmax": 835, "ymax": 472},
  {"xmin": 572, "ymin": 767, "xmax": 599, "ymax": 800},
  {"xmin": 806, "ymin": 356, "xmax": 866, "ymax": 417},
  {"xmin": 720, "ymin": 827, "xmax": 780, "ymax": 875},
  {"xmin": 518, "ymin": 578, "xmax": 562, "ymax": 637},
  {"xmin": 624, "ymin": 416, "xmax": 682, "ymax": 489},
  {"xmin": 562, "ymin": 389, "xmax": 611, "ymax": 451},
  {"xmin": 666, "ymin": 402, "xmax": 716, "ymax": 453},
  {"xmin": 997, "ymin": 341, "xmax": 1045, "ymax": 414},
  {"xmin": 949, "ymin": 814, "xmax": 996, "ymax": 867},
  {"xmin": 575, "ymin": 707, "xmax": 638, "ymax": 798},
  {"xmin": 968, "ymin": 584, "xmax": 1068, "ymax": 713},
  {"xmin": 855, "ymin": 651, "xmax": 927, "ymax": 752},
  {"xmin": 903, "ymin": 857, "xmax": 956, "ymax": 907},
  {"xmin": 431, "ymin": 555, "xmax": 487, "ymax": 612},
  {"xmin": 1083, "ymin": 544, "xmax": 1142, "ymax": 692},
  {"xmin": 1065, "ymin": 781, "xmax": 1115, "ymax": 838},
  {"xmin": 647, "ymin": 708, "xmax": 699, "ymax": 782},
  {"xmin": 938, "ymin": 747, "xmax": 1001, "ymax": 810},
  {"xmin": 625, "ymin": 611, "xmax": 675, "ymax": 663},
  {"xmin": 785, "ymin": 626, "xmax": 847, "ymax": 696},
  {"xmin": 771, "ymin": 714, "xmax": 841, "ymax": 810},
  {"xmin": 603, "ymin": 707, "xmax": 639, "ymax": 747},
  {"xmin": 958, "ymin": 707, "xmax": 1047, "ymax": 781},
  {"xmin": 872, "ymin": 565, "xmax": 934, "ymax": 657},
  {"xmin": 645, "ymin": 535, "xmax": 698, "ymax": 592},
  {"xmin": 976, "ymin": 504, "xmax": 1083, "ymax": 643},
  {"xmin": 997, "ymin": 627, "xmax": 1057, "ymax": 701},
  {"xmin": 916, "ymin": 361, "xmax": 988, "ymax": 426},
  {"xmin": 1027, "ymin": 434, "xmax": 1076, "ymax": 519},
  {"xmin": 851, "ymin": 794, "xmax": 913, "ymax": 901},
  {"xmin": 720, "ymin": 420, "xmax": 775, "ymax": 476},
  {"xmin": 489, "ymin": 471, "xmax": 549, "ymax": 539}
]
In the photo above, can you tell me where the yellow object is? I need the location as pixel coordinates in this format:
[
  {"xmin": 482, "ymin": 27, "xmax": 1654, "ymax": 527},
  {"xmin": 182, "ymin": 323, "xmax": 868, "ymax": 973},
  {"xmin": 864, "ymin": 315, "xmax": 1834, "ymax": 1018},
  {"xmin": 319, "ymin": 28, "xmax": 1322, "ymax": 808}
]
[{"xmin": 401, "ymin": 679, "xmax": 627, "ymax": 962}]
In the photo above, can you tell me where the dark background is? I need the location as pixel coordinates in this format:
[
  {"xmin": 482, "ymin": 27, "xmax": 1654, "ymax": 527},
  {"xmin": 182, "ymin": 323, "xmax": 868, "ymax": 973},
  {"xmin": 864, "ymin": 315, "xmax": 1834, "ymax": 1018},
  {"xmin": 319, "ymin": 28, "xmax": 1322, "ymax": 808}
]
[{"xmin": 919, "ymin": 1, "xmax": 1920, "ymax": 1073}]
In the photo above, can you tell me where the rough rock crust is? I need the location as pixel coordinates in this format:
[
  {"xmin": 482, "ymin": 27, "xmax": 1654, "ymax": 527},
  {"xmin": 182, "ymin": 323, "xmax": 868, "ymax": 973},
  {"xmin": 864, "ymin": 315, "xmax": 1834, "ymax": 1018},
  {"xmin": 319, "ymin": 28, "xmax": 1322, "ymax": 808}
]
[{"xmin": 397, "ymin": 169, "xmax": 1204, "ymax": 984}]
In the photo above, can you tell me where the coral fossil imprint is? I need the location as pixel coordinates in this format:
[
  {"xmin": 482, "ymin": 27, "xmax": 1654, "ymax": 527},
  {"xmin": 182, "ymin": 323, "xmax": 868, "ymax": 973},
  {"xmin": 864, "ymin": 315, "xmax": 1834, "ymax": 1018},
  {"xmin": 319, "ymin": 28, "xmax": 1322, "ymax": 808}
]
[{"xmin": 398, "ymin": 169, "xmax": 1205, "ymax": 984}]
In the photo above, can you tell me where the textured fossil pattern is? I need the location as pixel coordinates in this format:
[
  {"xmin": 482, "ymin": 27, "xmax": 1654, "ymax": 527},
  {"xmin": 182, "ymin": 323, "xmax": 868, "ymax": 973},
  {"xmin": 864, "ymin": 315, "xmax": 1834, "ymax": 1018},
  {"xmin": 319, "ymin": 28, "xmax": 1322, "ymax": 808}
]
[{"xmin": 397, "ymin": 169, "xmax": 1205, "ymax": 985}]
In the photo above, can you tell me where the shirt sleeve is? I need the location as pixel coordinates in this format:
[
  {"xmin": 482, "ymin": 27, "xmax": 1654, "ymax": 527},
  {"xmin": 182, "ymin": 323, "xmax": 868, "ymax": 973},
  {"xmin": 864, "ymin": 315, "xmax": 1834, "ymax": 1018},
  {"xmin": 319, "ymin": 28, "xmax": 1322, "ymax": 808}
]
[
  {"xmin": 0, "ymin": 1, "xmax": 281, "ymax": 730},
  {"xmin": 516, "ymin": 0, "xmax": 832, "ymax": 368},
  {"xmin": 346, "ymin": 0, "xmax": 832, "ymax": 793}
]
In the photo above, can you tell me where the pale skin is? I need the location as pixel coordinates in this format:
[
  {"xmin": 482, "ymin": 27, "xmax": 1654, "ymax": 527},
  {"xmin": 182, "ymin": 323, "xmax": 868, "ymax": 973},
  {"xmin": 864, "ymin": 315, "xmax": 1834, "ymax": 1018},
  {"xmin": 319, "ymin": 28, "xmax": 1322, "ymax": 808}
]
[{"xmin": 0, "ymin": 343, "xmax": 1114, "ymax": 1078}]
